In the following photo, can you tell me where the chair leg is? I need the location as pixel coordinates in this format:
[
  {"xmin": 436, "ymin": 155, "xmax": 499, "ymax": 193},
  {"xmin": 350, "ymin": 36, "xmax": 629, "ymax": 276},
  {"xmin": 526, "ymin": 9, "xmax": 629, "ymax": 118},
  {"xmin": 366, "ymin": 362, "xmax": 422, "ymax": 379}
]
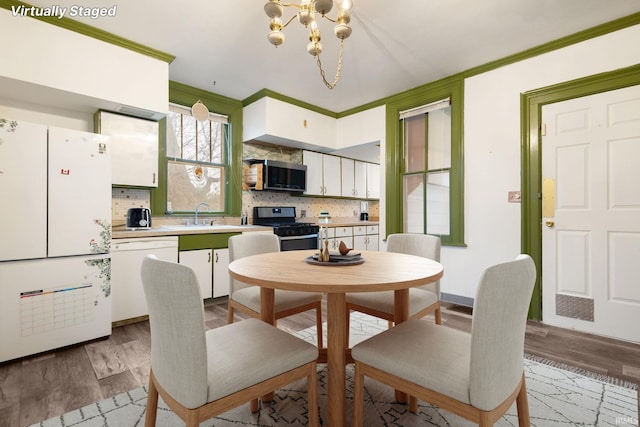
[
  {"xmin": 185, "ymin": 410, "xmax": 199, "ymax": 427},
  {"xmin": 315, "ymin": 305, "xmax": 324, "ymax": 348},
  {"xmin": 145, "ymin": 372, "xmax": 159, "ymax": 427},
  {"xmin": 409, "ymin": 396, "xmax": 418, "ymax": 413},
  {"xmin": 352, "ymin": 362, "xmax": 365, "ymax": 427},
  {"xmin": 345, "ymin": 309, "xmax": 351, "ymax": 348},
  {"xmin": 227, "ymin": 305, "xmax": 234, "ymax": 324},
  {"xmin": 250, "ymin": 398, "xmax": 259, "ymax": 413},
  {"xmin": 516, "ymin": 375, "xmax": 531, "ymax": 427},
  {"xmin": 435, "ymin": 307, "xmax": 442, "ymax": 325},
  {"xmin": 307, "ymin": 364, "xmax": 319, "ymax": 427},
  {"xmin": 387, "ymin": 320, "xmax": 393, "ymax": 330}
]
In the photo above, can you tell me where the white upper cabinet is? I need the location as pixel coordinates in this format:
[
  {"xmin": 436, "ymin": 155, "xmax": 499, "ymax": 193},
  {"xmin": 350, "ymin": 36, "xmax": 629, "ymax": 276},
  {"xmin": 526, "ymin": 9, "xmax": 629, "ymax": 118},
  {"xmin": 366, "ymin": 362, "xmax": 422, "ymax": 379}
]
[
  {"xmin": 366, "ymin": 162, "xmax": 381, "ymax": 199},
  {"xmin": 97, "ymin": 111, "xmax": 159, "ymax": 187},
  {"xmin": 341, "ymin": 158, "xmax": 355, "ymax": 197},
  {"xmin": 354, "ymin": 161, "xmax": 368, "ymax": 199},
  {"xmin": 303, "ymin": 151, "xmax": 341, "ymax": 197}
]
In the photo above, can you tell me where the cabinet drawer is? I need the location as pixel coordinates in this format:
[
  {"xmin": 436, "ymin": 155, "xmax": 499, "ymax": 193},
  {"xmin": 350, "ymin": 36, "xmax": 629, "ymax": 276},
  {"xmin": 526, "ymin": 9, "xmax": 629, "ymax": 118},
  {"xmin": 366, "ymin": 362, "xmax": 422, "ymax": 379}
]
[
  {"xmin": 333, "ymin": 226, "xmax": 353, "ymax": 237},
  {"xmin": 353, "ymin": 226, "xmax": 367, "ymax": 236},
  {"xmin": 366, "ymin": 225, "xmax": 379, "ymax": 235}
]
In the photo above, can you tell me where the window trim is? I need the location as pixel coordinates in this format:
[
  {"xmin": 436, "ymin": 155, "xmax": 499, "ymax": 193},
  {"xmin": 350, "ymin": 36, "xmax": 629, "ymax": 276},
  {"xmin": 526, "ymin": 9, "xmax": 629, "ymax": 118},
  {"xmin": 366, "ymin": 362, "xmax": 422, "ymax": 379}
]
[
  {"xmin": 151, "ymin": 81, "xmax": 243, "ymax": 217},
  {"xmin": 385, "ymin": 77, "xmax": 465, "ymax": 246}
]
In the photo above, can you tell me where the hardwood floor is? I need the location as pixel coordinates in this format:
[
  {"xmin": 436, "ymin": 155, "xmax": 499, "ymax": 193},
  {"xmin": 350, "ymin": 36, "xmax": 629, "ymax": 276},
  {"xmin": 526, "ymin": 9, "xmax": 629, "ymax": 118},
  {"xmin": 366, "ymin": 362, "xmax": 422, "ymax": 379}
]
[{"xmin": 1, "ymin": 299, "xmax": 638, "ymax": 427}]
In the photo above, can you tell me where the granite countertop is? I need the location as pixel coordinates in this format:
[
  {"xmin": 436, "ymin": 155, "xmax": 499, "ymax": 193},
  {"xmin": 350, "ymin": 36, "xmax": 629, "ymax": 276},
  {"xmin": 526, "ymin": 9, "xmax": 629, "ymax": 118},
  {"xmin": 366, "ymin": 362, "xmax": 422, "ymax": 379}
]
[
  {"xmin": 112, "ymin": 224, "xmax": 273, "ymax": 239},
  {"xmin": 112, "ymin": 217, "xmax": 379, "ymax": 239}
]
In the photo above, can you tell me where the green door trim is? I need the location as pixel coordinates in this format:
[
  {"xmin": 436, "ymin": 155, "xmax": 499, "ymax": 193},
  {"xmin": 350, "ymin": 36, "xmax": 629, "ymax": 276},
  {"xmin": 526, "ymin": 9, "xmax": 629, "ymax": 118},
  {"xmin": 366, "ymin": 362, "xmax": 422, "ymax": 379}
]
[{"xmin": 520, "ymin": 64, "xmax": 640, "ymax": 320}]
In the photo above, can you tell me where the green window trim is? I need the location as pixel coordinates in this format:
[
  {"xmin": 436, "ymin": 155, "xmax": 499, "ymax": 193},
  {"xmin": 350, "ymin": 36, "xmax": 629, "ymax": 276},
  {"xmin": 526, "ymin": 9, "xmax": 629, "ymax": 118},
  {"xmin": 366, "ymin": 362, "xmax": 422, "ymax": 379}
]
[
  {"xmin": 151, "ymin": 81, "xmax": 243, "ymax": 217},
  {"xmin": 385, "ymin": 77, "xmax": 465, "ymax": 246}
]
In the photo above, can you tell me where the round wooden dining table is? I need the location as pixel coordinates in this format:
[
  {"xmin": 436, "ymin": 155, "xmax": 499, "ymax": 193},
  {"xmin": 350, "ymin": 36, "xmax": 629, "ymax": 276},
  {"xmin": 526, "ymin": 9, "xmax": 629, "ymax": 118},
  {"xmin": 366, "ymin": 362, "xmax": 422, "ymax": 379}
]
[{"xmin": 228, "ymin": 249, "xmax": 444, "ymax": 426}]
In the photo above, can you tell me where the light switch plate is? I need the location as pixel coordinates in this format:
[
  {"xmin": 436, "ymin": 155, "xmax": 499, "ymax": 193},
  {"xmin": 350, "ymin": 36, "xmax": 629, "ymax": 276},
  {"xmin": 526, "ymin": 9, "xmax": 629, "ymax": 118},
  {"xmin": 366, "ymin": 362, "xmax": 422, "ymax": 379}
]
[{"xmin": 508, "ymin": 191, "xmax": 521, "ymax": 203}]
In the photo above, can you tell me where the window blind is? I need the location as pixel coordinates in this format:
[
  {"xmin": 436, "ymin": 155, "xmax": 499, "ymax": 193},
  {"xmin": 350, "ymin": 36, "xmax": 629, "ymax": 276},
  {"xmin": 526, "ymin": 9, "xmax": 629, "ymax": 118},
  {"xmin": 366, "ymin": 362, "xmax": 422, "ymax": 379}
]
[{"xmin": 399, "ymin": 98, "xmax": 450, "ymax": 120}]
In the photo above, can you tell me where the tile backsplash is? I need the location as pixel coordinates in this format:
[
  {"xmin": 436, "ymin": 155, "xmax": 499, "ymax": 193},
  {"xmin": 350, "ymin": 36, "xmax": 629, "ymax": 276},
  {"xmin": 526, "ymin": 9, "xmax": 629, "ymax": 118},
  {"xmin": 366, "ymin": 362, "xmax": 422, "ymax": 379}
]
[{"xmin": 112, "ymin": 188, "xmax": 151, "ymax": 224}]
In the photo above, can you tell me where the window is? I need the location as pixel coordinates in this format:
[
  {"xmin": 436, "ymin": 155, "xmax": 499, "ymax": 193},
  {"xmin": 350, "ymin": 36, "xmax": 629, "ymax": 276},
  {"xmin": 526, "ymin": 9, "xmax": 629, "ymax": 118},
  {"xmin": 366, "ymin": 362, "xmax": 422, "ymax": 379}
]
[
  {"xmin": 165, "ymin": 103, "xmax": 229, "ymax": 213},
  {"xmin": 401, "ymin": 99, "xmax": 452, "ymax": 236}
]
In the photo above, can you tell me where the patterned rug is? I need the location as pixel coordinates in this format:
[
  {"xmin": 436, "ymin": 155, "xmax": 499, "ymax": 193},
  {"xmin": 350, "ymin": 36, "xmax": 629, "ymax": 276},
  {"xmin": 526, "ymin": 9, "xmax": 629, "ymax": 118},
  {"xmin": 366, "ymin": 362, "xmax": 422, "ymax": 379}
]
[{"xmin": 31, "ymin": 313, "xmax": 638, "ymax": 426}]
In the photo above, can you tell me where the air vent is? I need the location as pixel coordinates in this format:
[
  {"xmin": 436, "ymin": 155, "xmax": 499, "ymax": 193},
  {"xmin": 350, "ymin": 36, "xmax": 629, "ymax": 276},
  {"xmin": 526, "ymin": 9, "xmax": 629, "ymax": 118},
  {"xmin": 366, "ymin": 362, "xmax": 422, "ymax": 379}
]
[{"xmin": 114, "ymin": 105, "xmax": 164, "ymax": 121}]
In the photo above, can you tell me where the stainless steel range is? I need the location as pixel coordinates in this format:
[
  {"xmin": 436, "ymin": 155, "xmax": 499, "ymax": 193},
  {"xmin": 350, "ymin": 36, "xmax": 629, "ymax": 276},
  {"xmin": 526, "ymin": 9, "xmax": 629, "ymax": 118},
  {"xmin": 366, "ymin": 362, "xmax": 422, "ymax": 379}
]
[{"xmin": 253, "ymin": 207, "xmax": 319, "ymax": 251}]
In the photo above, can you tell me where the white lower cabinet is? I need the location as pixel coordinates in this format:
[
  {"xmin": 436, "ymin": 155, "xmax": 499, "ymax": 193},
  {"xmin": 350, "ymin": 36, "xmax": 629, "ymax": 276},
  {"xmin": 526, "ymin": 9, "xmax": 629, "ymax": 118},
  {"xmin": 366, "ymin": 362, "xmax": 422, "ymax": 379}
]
[
  {"xmin": 179, "ymin": 248, "xmax": 230, "ymax": 299},
  {"xmin": 212, "ymin": 248, "xmax": 230, "ymax": 298},
  {"xmin": 179, "ymin": 249, "xmax": 213, "ymax": 299},
  {"xmin": 353, "ymin": 225, "xmax": 379, "ymax": 251}
]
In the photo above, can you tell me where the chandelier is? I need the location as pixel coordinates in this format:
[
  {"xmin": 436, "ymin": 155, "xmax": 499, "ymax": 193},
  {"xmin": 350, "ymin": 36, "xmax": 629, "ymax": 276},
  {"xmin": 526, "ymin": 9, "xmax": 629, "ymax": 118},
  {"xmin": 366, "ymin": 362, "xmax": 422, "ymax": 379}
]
[{"xmin": 264, "ymin": 0, "xmax": 353, "ymax": 89}]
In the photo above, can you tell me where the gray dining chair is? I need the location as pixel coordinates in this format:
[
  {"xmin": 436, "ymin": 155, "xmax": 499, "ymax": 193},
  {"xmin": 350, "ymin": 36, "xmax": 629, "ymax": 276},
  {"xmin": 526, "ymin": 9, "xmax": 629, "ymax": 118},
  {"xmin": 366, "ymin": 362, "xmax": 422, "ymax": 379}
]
[
  {"xmin": 345, "ymin": 233, "xmax": 441, "ymax": 344},
  {"xmin": 227, "ymin": 233, "xmax": 324, "ymax": 348},
  {"xmin": 140, "ymin": 255, "xmax": 319, "ymax": 427},
  {"xmin": 351, "ymin": 254, "xmax": 536, "ymax": 427}
]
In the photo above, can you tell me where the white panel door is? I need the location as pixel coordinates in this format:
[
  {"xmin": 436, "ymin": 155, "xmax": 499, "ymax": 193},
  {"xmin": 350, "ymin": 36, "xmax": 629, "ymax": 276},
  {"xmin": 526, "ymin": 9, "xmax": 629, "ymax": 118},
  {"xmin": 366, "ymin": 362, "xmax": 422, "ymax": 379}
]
[
  {"xmin": 542, "ymin": 85, "xmax": 640, "ymax": 342},
  {"xmin": 48, "ymin": 127, "xmax": 111, "ymax": 257},
  {"xmin": 0, "ymin": 119, "xmax": 47, "ymax": 261}
]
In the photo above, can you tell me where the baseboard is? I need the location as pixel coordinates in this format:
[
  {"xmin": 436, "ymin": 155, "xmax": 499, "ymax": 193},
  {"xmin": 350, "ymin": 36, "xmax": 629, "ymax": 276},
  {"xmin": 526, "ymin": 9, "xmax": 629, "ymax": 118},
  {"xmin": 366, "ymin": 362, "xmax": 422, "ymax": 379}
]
[{"xmin": 441, "ymin": 292, "xmax": 474, "ymax": 307}]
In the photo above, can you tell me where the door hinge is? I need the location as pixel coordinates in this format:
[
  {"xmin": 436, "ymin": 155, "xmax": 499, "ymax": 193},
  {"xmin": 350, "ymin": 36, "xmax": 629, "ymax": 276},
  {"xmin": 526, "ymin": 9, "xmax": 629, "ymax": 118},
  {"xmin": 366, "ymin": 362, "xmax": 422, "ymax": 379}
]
[{"xmin": 540, "ymin": 123, "xmax": 547, "ymax": 136}]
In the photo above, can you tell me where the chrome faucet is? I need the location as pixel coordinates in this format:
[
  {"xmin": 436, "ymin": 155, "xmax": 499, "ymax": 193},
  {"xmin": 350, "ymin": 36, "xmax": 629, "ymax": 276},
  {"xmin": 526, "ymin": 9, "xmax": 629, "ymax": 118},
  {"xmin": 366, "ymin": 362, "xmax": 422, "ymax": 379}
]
[{"xmin": 194, "ymin": 202, "xmax": 211, "ymax": 225}]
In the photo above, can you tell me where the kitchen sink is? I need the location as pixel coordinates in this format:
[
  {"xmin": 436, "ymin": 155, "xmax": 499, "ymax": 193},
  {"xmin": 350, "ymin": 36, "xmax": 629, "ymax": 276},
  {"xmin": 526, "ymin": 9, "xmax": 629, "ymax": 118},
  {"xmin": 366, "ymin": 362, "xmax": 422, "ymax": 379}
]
[{"xmin": 162, "ymin": 224, "xmax": 240, "ymax": 231}]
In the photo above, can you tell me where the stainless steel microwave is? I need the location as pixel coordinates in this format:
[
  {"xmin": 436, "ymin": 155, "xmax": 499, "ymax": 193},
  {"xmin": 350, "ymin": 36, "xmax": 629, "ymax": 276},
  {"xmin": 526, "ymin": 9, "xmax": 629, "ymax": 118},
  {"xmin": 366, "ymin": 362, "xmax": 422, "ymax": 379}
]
[{"xmin": 263, "ymin": 160, "xmax": 307, "ymax": 192}]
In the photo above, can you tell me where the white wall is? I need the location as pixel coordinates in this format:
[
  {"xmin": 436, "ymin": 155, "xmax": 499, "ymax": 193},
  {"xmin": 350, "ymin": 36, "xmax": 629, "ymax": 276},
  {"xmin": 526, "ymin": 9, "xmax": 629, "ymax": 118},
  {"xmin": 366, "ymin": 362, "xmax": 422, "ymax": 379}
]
[
  {"xmin": 442, "ymin": 24, "xmax": 640, "ymax": 300},
  {"xmin": 0, "ymin": 9, "xmax": 169, "ymax": 127}
]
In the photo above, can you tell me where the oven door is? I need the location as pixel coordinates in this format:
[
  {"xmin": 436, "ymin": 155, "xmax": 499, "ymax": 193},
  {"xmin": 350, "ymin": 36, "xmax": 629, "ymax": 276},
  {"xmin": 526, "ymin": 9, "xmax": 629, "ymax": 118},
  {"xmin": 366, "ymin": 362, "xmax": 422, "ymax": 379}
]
[{"xmin": 279, "ymin": 234, "xmax": 318, "ymax": 251}]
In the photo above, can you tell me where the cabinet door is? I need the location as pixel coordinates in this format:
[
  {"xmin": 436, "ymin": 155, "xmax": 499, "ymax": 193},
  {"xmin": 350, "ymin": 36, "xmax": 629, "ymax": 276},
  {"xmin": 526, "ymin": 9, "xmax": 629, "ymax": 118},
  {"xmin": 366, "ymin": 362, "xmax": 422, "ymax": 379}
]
[
  {"xmin": 98, "ymin": 111, "xmax": 159, "ymax": 187},
  {"xmin": 366, "ymin": 234, "xmax": 379, "ymax": 251},
  {"xmin": 354, "ymin": 161, "xmax": 367, "ymax": 199},
  {"xmin": 303, "ymin": 150, "xmax": 324, "ymax": 196},
  {"xmin": 341, "ymin": 158, "xmax": 355, "ymax": 197},
  {"xmin": 213, "ymin": 248, "xmax": 230, "ymax": 298},
  {"xmin": 366, "ymin": 162, "xmax": 380, "ymax": 199},
  {"xmin": 353, "ymin": 235, "xmax": 368, "ymax": 251},
  {"xmin": 179, "ymin": 249, "xmax": 213, "ymax": 299},
  {"xmin": 323, "ymin": 154, "xmax": 342, "ymax": 197}
]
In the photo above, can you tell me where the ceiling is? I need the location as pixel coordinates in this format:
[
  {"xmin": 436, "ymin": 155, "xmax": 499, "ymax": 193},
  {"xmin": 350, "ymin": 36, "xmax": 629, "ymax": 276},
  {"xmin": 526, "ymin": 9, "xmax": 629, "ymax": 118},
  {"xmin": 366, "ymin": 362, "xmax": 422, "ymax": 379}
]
[{"xmin": 24, "ymin": 0, "xmax": 640, "ymax": 113}]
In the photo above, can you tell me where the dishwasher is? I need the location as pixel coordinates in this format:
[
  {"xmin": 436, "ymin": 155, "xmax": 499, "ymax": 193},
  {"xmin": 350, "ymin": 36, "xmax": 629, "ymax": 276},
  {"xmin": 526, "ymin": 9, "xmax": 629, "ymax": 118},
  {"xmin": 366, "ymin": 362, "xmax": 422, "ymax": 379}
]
[{"xmin": 111, "ymin": 236, "xmax": 179, "ymax": 323}]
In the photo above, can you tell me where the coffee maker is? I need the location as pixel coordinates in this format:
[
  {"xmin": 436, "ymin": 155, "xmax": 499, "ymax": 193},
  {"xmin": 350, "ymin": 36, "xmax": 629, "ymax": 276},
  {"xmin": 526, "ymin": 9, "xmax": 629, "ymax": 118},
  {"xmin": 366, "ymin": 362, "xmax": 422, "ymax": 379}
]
[{"xmin": 359, "ymin": 201, "xmax": 369, "ymax": 221}]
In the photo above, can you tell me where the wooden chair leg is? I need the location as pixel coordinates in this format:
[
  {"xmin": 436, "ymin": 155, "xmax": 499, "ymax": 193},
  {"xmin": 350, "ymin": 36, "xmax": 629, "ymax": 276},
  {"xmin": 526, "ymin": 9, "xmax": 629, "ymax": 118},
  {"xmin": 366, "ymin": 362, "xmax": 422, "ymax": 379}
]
[
  {"xmin": 516, "ymin": 375, "xmax": 531, "ymax": 427},
  {"xmin": 387, "ymin": 320, "xmax": 393, "ymax": 330},
  {"xmin": 145, "ymin": 372, "xmax": 159, "ymax": 427},
  {"xmin": 315, "ymin": 305, "xmax": 324, "ymax": 348},
  {"xmin": 352, "ymin": 363, "xmax": 365, "ymax": 427},
  {"xmin": 345, "ymin": 310, "xmax": 351, "ymax": 348},
  {"xmin": 435, "ymin": 307, "xmax": 442, "ymax": 325},
  {"xmin": 409, "ymin": 396, "xmax": 418, "ymax": 413},
  {"xmin": 307, "ymin": 365, "xmax": 319, "ymax": 427},
  {"xmin": 185, "ymin": 409, "xmax": 199, "ymax": 427},
  {"xmin": 227, "ymin": 305, "xmax": 234, "ymax": 324}
]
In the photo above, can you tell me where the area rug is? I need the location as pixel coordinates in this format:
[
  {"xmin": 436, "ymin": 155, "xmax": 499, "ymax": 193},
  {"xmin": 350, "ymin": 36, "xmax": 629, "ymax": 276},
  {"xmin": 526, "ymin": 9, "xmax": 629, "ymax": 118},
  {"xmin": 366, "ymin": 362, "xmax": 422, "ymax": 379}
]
[{"xmin": 31, "ymin": 313, "xmax": 638, "ymax": 427}]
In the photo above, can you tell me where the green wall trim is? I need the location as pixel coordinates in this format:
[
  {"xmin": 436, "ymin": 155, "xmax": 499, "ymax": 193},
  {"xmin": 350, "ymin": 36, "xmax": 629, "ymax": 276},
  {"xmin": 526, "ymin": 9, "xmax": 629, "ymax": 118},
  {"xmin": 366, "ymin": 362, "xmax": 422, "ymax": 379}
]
[
  {"xmin": 178, "ymin": 233, "xmax": 240, "ymax": 251},
  {"xmin": 520, "ymin": 64, "xmax": 640, "ymax": 320},
  {"xmin": 243, "ymin": 89, "xmax": 338, "ymax": 118},
  {"xmin": 151, "ymin": 81, "xmax": 244, "ymax": 217},
  {"xmin": 0, "ymin": 0, "xmax": 175, "ymax": 63}
]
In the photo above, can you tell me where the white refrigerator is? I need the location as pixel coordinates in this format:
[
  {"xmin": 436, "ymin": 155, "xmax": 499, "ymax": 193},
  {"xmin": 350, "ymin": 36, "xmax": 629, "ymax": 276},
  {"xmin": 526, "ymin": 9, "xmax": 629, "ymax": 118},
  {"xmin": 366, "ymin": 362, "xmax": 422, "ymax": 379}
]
[{"xmin": 0, "ymin": 119, "xmax": 112, "ymax": 363}]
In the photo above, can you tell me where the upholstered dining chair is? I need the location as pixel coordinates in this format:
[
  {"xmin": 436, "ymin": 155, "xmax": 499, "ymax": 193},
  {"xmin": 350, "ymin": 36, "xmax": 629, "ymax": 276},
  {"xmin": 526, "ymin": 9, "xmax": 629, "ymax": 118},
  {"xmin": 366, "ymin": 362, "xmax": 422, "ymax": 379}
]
[
  {"xmin": 351, "ymin": 254, "xmax": 536, "ymax": 427},
  {"xmin": 140, "ymin": 255, "xmax": 319, "ymax": 427},
  {"xmin": 345, "ymin": 233, "xmax": 441, "ymax": 344},
  {"xmin": 227, "ymin": 233, "xmax": 324, "ymax": 348}
]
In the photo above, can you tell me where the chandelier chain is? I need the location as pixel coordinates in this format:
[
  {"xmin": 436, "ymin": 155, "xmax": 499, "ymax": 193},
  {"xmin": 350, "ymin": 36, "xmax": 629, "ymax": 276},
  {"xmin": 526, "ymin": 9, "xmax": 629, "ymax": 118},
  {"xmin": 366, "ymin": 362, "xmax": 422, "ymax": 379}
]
[{"xmin": 316, "ymin": 38, "xmax": 345, "ymax": 90}]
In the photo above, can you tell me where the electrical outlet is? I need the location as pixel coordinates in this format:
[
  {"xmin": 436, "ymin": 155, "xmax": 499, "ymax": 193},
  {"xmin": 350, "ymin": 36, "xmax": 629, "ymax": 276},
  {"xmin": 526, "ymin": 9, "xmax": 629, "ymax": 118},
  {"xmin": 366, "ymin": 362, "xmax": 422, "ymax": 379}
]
[{"xmin": 508, "ymin": 191, "xmax": 521, "ymax": 203}]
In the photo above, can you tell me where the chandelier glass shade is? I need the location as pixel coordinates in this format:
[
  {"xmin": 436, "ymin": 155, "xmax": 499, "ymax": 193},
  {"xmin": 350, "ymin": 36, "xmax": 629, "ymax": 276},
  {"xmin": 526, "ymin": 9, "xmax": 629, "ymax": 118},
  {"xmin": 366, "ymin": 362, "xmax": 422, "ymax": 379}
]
[{"xmin": 264, "ymin": 0, "xmax": 353, "ymax": 89}]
